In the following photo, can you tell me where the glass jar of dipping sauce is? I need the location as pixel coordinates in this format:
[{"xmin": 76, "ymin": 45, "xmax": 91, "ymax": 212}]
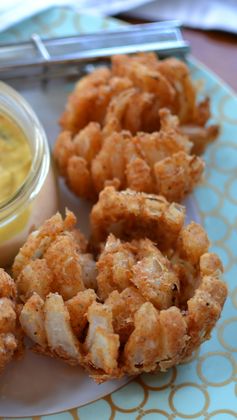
[{"xmin": 0, "ymin": 82, "xmax": 58, "ymax": 267}]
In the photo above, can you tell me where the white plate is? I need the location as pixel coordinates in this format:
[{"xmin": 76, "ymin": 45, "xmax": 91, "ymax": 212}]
[{"xmin": 0, "ymin": 349, "xmax": 129, "ymax": 417}]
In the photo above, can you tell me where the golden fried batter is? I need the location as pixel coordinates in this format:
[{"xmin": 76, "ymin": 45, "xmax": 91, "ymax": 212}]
[
  {"xmin": 20, "ymin": 293, "xmax": 47, "ymax": 347},
  {"xmin": 111, "ymin": 54, "xmax": 216, "ymax": 139},
  {"xmin": 66, "ymin": 289, "xmax": 97, "ymax": 338},
  {"xmin": 123, "ymin": 303, "xmax": 188, "ymax": 373},
  {"xmin": 13, "ymin": 211, "xmax": 97, "ymax": 303},
  {"xmin": 92, "ymin": 228, "xmax": 226, "ymax": 380},
  {"xmin": 176, "ymin": 221, "xmax": 209, "ymax": 264},
  {"xmin": 55, "ymin": 108, "xmax": 205, "ymax": 201},
  {"xmin": 0, "ymin": 269, "xmax": 22, "ymax": 371},
  {"xmin": 60, "ymin": 67, "xmax": 132, "ymax": 134},
  {"xmin": 84, "ymin": 302, "xmax": 120, "ymax": 375},
  {"xmin": 55, "ymin": 53, "xmax": 218, "ymax": 201},
  {"xmin": 131, "ymin": 239, "xmax": 180, "ymax": 310},
  {"xmin": 90, "ymin": 186, "xmax": 185, "ymax": 250},
  {"xmin": 105, "ymin": 286, "xmax": 146, "ymax": 344},
  {"xmin": 60, "ymin": 53, "xmax": 218, "ymax": 142},
  {"xmin": 153, "ymin": 151, "xmax": 204, "ymax": 202},
  {"xmin": 96, "ymin": 234, "xmax": 136, "ymax": 300},
  {"xmin": 16, "ymin": 259, "xmax": 54, "ymax": 302},
  {"xmin": 12, "ymin": 210, "xmax": 77, "ymax": 279},
  {"xmin": 15, "ymin": 203, "xmax": 226, "ymax": 383},
  {"xmin": 0, "ymin": 53, "xmax": 224, "ymax": 382},
  {"xmin": 181, "ymin": 122, "xmax": 219, "ymax": 155},
  {"xmin": 97, "ymin": 235, "xmax": 179, "ymax": 311}
]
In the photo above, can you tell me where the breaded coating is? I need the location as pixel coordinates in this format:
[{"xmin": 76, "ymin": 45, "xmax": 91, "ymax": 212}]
[
  {"xmin": 84, "ymin": 302, "xmax": 119, "ymax": 375},
  {"xmin": 13, "ymin": 211, "xmax": 97, "ymax": 303},
  {"xmin": 16, "ymin": 259, "xmax": 54, "ymax": 302},
  {"xmin": 124, "ymin": 303, "xmax": 188, "ymax": 373},
  {"xmin": 171, "ymin": 256, "xmax": 199, "ymax": 307},
  {"xmin": 55, "ymin": 106, "xmax": 205, "ymax": 201},
  {"xmin": 112, "ymin": 54, "xmax": 215, "ymax": 136},
  {"xmin": 0, "ymin": 333, "xmax": 18, "ymax": 372},
  {"xmin": 66, "ymin": 228, "xmax": 88, "ymax": 253},
  {"xmin": 86, "ymin": 206, "xmax": 227, "ymax": 382},
  {"xmin": 73, "ymin": 122, "xmax": 103, "ymax": 163},
  {"xmin": 67, "ymin": 156, "xmax": 94, "ymax": 200},
  {"xmin": 105, "ymin": 287, "xmax": 146, "ymax": 344},
  {"xmin": 171, "ymin": 224, "xmax": 212, "ymax": 307},
  {"xmin": 0, "ymin": 269, "xmax": 16, "ymax": 299},
  {"xmin": 12, "ymin": 211, "xmax": 97, "ymax": 366},
  {"xmin": 58, "ymin": 122, "xmax": 103, "ymax": 199},
  {"xmin": 44, "ymin": 235, "xmax": 85, "ymax": 300},
  {"xmin": 200, "ymin": 252, "xmax": 223, "ymax": 276},
  {"xmin": 0, "ymin": 298, "xmax": 16, "ymax": 335},
  {"xmin": 153, "ymin": 151, "xmax": 204, "ymax": 202},
  {"xmin": 60, "ymin": 67, "xmax": 132, "ymax": 134},
  {"xmin": 155, "ymin": 58, "xmax": 196, "ymax": 122},
  {"xmin": 19, "ymin": 293, "xmax": 47, "ymax": 347},
  {"xmin": 112, "ymin": 54, "xmax": 175, "ymax": 104},
  {"xmin": 20, "ymin": 292, "xmax": 82, "ymax": 365},
  {"xmin": 77, "ymin": 254, "xmax": 97, "ymax": 290},
  {"xmin": 56, "ymin": 53, "xmax": 218, "ymax": 201},
  {"xmin": 123, "ymin": 302, "xmax": 162, "ymax": 372},
  {"xmin": 157, "ymin": 307, "xmax": 188, "ymax": 371},
  {"xmin": 53, "ymin": 131, "xmax": 75, "ymax": 177},
  {"xmin": 54, "ymin": 52, "xmax": 219, "ymax": 202},
  {"xmin": 111, "ymin": 54, "xmax": 203, "ymax": 134},
  {"xmin": 0, "ymin": 269, "xmax": 22, "ymax": 372},
  {"xmin": 12, "ymin": 210, "xmax": 77, "ymax": 278},
  {"xmin": 66, "ymin": 289, "xmax": 97, "ymax": 338},
  {"xmin": 90, "ymin": 187, "xmax": 185, "ymax": 250},
  {"xmin": 125, "ymin": 157, "xmax": 153, "ymax": 193},
  {"xmin": 131, "ymin": 239, "xmax": 179, "ymax": 310},
  {"xmin": 96, "ymin": 234, "xmax": 136, "ymax": 300},
  {"xmin": 177, "ymin": 222, "xmax": 209, "ymax": 264},
  {"xmin": 181, "ymin": 122, "xmax": 219, "ymax": 155},
  {"xmin": 102, "ymin": 88, "xmax": 160, "ymax": 135},
  {"xmin": 16, "ymin": 203, "xmax": 226, "ymax": 382},
  {"xmin": 133, "ymin": 109, "xmax": 192, "ymax": 165},
  {"xmin": 185, "ymin": 274, "xmax": 227, "ymax": 358},
  {"xmin": 59, "ymin": 67, "xmax": 112, "ymax": 133},
  {"xmin": 91, "ymin": 130, "xmax": 129, "ymax": 194},
  {"xmin": 44, "ymin": 293, "xmax": 81, "ymax": 361}
]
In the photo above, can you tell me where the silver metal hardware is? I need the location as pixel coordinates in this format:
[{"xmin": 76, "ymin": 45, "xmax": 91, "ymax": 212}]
[{"xmin": 0, "ymin": 21, "xmax": 189, "ymax": 81}]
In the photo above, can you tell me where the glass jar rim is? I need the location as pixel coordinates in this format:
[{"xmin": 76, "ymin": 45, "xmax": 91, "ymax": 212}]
[{"xmin": 0, "ymin": 81, "xmax": 50, "ymax": 224}]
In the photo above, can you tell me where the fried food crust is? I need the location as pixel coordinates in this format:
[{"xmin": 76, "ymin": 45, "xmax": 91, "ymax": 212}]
[
  {"xmin": 16, "ymin": 203, "xmax": 226, "ymax": 383},
  {"xmin": 55, "ymin": 53, "xmax": 218, "ymax": 201},
  {"xmin": 90, "ymin": 186, "xmax": 185, "ymax": 250},
  {"xmin": 0, "ymin": 269, "xmax": 22, "ymax": 372},
  {"xmin": 66, "ymin": 289, "xmax": 97, "ymax": 338},
  {"xmin": 12, "ymin": 211, "xmax": 77, "ymax": 279},
  {"xmin": 55, "ymin": 107, "xmax": 205, "ymax": 201},
  {"xmin": 96, "ymin": 234, "xmax": 136, "ymax": 300},
  {"xmin": 13, "ymin": 211, "xmax": 97, "ymax": 303}
]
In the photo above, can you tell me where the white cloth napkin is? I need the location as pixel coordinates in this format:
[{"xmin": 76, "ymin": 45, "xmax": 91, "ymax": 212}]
[
  {"xmin": 0, "ymin": 0, "xmax": 237, "ymax": 34},
  {"xmin": 0, "ymin": 0, "xmax": 151, "ymax": 32},
  {"xmin": 0, "ymin": 0, "xmax": 63, "ymax": 32},
  {"xmin": 126, "ymin": 0, "xmax": 237, "ymax": 34}
]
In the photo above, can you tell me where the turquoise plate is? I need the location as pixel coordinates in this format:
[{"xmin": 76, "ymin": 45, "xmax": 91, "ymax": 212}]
[{"xmin": 0, "ymin": 6, "xmax": 236, "ymax": 420}]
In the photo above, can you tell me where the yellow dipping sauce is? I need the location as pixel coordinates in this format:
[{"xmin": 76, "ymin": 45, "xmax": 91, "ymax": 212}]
[{"xmin": 0, "ymin": 113, "xmax": 32, "ymax": 205}]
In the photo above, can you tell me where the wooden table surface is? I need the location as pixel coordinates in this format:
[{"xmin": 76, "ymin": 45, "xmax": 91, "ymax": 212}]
[
  {"xmin": 118, "ymin": 15, "xmax": 237, "ymax": 92},
  {"xmin": 183, "ymin": 28, "xmax": 237, "ymax": 92}
]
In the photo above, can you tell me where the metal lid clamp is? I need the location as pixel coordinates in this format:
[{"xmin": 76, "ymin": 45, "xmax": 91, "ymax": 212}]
[
  {"xmin": 31, "ymin": 34, "xmax": 51, "ymax": 86},
  {"xmin": 0, "ymin": 21, "xmax": 190, "ymax": 81}
]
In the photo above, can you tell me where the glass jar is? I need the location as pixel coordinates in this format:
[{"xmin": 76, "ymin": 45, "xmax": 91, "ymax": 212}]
[{"xmin": 0, "ymin": 82, "xmax": 58, "ymax": 267}]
